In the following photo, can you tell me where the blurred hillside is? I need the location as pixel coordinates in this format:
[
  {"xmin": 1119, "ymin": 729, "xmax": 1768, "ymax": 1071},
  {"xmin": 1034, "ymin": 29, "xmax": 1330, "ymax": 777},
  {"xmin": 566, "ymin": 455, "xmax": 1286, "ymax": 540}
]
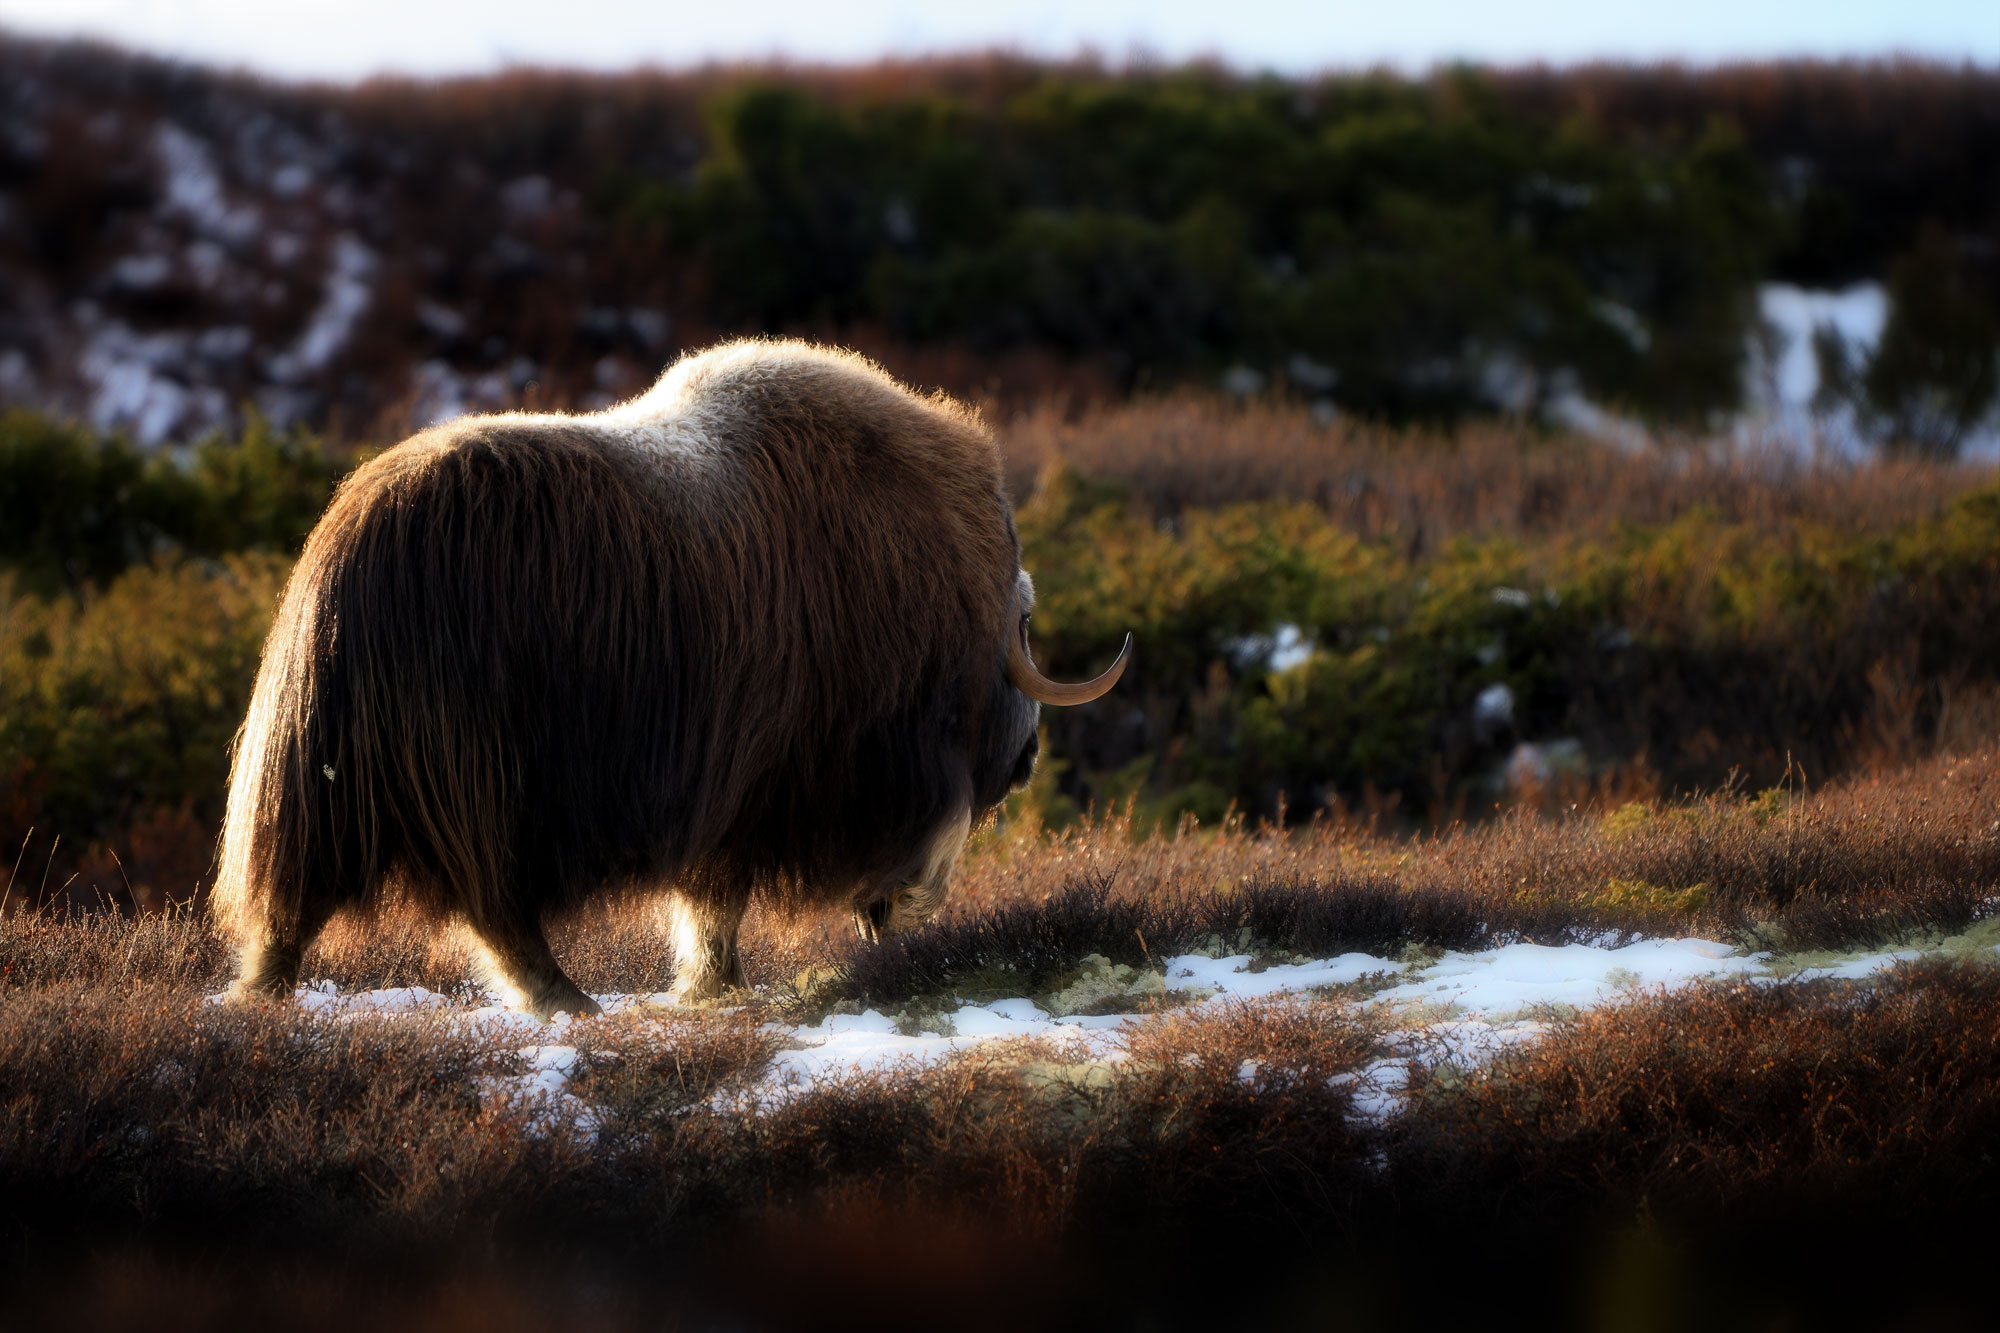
[{"xmin": 1, "ymin": 37, "xmax": 1996, "ymax": 450}]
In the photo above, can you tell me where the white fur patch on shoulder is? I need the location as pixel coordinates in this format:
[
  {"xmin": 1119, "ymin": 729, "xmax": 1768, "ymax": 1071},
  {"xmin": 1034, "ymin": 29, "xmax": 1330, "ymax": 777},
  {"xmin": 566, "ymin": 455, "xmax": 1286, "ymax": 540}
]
[
  {"xmin": 583, "ymin": 339, "xmax": 892, "ymax": 468},
  {"xmin": 587, "ymin": 365, "xmax": 728, "ymax": 465},
  {"xmin": 587, "ymin": 399, "xmax": 728, "ymax": 465},
  {"xmin": 1016, "ymin": 568, "xmax": 1036, "ymax": 610}
]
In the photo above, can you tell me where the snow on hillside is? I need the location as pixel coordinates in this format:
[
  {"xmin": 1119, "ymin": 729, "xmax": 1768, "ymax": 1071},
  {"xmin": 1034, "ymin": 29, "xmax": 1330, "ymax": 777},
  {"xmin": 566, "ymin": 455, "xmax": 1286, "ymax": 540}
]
[
  {"xmin": 1743, "ymin": 281, "xmax": 1889, "ymax": 457},
  {"xmin": 1757, "ymin": 281, "xmax": 1888, "ymax": 408},
  {"xmin": 1744, "ymin": 280, "xmax": 2000, "ymax": 459},
  {"xmin": 4, "ymin": 47, "xmax": 1991, "ymax": 458}
]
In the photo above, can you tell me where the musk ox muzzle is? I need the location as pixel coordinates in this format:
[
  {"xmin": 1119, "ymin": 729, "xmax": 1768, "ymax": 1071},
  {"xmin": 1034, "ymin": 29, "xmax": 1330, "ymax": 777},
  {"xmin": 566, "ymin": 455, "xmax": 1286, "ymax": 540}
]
[{"xmin": 211, "ymin": 339, "xmax": 1130, "ymax": 1019}]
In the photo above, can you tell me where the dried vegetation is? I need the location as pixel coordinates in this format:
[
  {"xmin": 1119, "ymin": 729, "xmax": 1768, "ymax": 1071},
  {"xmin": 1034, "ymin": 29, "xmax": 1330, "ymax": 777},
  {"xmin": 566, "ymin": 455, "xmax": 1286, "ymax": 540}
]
[{"xmin": 5, "ymin": 751, "xmax": 1998, "ymax": 1299}]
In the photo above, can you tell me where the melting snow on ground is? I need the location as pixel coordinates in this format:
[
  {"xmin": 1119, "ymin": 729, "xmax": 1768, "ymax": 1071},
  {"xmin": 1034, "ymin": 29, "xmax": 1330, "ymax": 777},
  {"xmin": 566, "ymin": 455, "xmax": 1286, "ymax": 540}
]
[{"xmin": 242, "ymin": 931, "xmax": 1995, "ymax": 1131}]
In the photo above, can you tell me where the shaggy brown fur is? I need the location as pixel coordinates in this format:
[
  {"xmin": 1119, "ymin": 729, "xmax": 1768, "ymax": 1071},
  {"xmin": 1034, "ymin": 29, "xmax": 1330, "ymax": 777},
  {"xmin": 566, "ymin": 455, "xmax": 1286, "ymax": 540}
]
[{"xmin": 214, "ymin": 341, "xmax": 1044, "ymax": 1016}]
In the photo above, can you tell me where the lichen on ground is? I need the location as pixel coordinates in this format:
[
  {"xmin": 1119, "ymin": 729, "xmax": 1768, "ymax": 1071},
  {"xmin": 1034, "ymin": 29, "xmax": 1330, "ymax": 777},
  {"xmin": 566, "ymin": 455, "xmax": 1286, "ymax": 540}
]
[{"xmin": 1045, "ymin": 953, "xmax": 1167, "ymax": 1016}]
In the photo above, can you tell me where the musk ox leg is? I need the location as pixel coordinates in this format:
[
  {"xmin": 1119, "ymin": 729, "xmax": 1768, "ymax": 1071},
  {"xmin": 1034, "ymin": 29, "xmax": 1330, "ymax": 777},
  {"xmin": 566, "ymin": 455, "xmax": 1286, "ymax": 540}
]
[
  {"xmin": 857, "ymin": 804, "xmax": 973, "ymax": 941},
  {"xmin": 465, "ymin": 917, "xmax": 603, "ymax": 1021},
  {"xmin": 666, "ymin": 893, "xmax": 750, "ymax": 1004},
  {"xmin": 228, "ymin": 892, "xmax": 341, "ymax": 1003}
]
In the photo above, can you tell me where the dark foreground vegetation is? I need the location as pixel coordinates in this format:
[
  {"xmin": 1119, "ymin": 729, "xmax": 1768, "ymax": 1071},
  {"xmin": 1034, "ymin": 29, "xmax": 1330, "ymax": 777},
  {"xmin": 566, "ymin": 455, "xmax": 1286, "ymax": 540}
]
[
  {"xmin": 8, "ymin": 966, "xmax": 1997, "ymax": 1330},
  {"xmin": 5, "ymin": 745, "xmax": 1999, "ymax": 1329}
]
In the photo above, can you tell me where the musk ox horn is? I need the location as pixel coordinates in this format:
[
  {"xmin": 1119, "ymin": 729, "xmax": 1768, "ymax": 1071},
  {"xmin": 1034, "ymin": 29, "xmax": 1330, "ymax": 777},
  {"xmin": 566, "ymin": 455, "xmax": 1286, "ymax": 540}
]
[{"xmin": 1007, "ymin": 631, "xmax": 1131, "ymax": 706}]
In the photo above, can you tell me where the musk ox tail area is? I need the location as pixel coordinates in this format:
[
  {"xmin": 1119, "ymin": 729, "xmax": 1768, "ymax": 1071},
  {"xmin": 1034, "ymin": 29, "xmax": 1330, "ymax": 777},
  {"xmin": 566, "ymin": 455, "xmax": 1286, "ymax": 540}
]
[
  {"xmin": 213, "ymin": 427, "xmax": 685, "ymax": 1017},
  {"xmin": 211, "ymin": 519, "xmax": 378, "ymax": 1002}
]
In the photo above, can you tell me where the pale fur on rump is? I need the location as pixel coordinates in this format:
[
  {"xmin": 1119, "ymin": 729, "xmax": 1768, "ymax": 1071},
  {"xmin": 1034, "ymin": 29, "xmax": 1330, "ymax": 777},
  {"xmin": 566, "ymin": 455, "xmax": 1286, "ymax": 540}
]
[{"xmin": 213, "ymin": 339, "xmax": 1041, "ymax": 1017}]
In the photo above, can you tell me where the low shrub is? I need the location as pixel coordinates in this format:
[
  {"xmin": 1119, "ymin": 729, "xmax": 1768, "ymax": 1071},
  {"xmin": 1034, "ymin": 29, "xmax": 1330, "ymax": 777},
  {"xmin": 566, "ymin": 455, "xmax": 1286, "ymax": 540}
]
[
  {"xmin": 1021, "ymin": 467, "xmax": 2000, "ymax": 818},
  {"xmin": 0, "ymin": 410, "xmax": 353, "ymax": 597},
  {"xmin": 6, "ymin": 945, "xmax": 1999, "ymax": 1329},
  {"xmin": 1, "ymin": 554, "xmax": 288, "ymax": 899}
]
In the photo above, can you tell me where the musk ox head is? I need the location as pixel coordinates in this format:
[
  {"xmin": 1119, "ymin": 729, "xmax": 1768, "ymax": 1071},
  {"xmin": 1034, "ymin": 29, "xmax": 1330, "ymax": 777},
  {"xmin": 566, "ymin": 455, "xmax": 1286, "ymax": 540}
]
[{"xmin": 853, "ymin": 567, "xmax": 1131, "ymax": 943}]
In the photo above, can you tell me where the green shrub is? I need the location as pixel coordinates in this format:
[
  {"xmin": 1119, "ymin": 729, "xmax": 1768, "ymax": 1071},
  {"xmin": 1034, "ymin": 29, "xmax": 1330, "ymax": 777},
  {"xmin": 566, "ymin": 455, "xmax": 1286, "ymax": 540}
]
[
  {"xmin": 0, "ymin": 411, "xmax": 353, "ymax": 597},
  {"xmin": 618, "ymin": 73, "xmax": 1779, "ymax": 422},
  {"xmin": 1018, "ymin": 469, "xmax": 2000, "ymax": 819},
  {"xmin": 0, "ymin": 556, "xmax": 287, "ymax": 848},
  {"xmin": 1816, "ymin": 225, "xmax": 2000, "ymax": 460}
]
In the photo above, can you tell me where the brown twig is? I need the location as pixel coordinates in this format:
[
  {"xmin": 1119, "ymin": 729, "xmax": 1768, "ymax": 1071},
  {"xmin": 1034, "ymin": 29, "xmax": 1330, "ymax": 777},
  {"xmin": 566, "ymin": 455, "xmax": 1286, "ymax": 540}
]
[
  {"xmin": 35, "ymin": 834, "xmax": 59, "ymax": 909},
  {"xmin": 1, "ymin": 826, "xmax": 31, "ymax": 917}
]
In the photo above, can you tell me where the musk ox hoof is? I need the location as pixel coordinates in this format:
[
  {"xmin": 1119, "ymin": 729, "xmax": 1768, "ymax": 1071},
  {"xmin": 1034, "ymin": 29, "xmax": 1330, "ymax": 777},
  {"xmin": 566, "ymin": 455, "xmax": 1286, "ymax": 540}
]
[
  {"xmin": 219, "ymin": 981, "xmax": 284, "ymax": 1006},
  {"xmin": 853, "ymin": 898, "xmax": 893, "ymax": 945},
  {"xmin": 664, "ymin": 973, "xmax": 750, "ymax": 1008},
  {"xmin": 498, "ymin": 977, "xmax": 604, "ymax": 1023},
  {"xmin": 221, "ymin": 967, "xmax": 303, "ymax": 1006},
  {"xmin": 529, "ymin": 992, "xmax": 605, "ymax": 1023},
  {"xmin": 664, "ymin": 962, "xmax": 750, "ymax": 1008},
  {"xmin": 663, "ymin": 931, "xmax": 749, "ymax": 1007}
]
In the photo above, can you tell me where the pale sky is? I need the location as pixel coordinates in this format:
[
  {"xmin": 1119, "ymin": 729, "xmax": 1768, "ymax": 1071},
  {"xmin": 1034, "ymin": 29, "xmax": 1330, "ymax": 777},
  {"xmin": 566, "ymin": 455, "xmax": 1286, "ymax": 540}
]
[{"xmin": 1, "ymin": 0, "xmax": 1996, "ymax": 82}]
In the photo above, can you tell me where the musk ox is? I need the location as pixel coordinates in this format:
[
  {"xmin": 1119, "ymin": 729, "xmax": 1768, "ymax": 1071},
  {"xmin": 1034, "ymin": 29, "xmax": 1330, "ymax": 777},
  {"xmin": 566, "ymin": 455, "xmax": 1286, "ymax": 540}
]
[{"xmin": 214, "ymin": 339, "xmax": 1128, "ymax": 1018}]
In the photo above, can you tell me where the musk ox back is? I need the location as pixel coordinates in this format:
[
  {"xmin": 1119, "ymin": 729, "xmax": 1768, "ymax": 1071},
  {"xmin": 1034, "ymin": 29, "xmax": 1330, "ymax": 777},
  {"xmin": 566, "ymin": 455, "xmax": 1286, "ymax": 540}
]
[{"xmin": 215, "ymin": 340, "xmax": 1127, "ymax": 1017}]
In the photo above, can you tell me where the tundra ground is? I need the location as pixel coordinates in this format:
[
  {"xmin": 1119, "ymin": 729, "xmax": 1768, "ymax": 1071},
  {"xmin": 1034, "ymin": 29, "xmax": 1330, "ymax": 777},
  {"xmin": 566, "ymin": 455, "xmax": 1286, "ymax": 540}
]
[{"xmin": 5, "ymin": 748, "xmax": 1999, "ymax": 1330}]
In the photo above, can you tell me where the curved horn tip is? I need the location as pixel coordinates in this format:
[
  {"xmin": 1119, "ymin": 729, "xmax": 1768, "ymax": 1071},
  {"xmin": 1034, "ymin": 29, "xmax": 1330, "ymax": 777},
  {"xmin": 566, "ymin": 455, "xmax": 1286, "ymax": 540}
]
[{"xmin": 1008, "ymin": 631, "xmax": 1133, "ymax": 707}]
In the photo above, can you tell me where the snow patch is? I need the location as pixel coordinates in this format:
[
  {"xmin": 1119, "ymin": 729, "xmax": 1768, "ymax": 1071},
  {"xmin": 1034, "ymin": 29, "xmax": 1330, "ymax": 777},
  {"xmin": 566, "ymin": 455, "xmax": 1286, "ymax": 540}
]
[
  {"xmin": 109, "ymin": 253, "xmax": 173, "ymax": 292},
  {"xmin": 0, "ymin": 348, "xmax": 33, "ymax": 400},
  {"xmin": 266, "ymin": 233, "xmax": 376, "ymax": 383},
  {"xmin": 1737, "ymin": 280, "xmax": 2000, "ymax": 460},
  {"xmin": 270, "ymin": 163, "xmax": 316, "ymax": 199},
  {"xmin": 220, "ymin": 930, "xmax": 1994, "ymax": 1131},
  {"xmin": 297, "ymin": 981, "xmax": 453, "ymax": 1015},
  {"xmin": 768, "ymin": 1000, "xmax": 1126, "ymax": 1095},
  {"xmin": 1473, "ymin": 681, "xmax": 1515, "ymax": 731},
  {"xmin": 1757, "ymin": 281, "xmax": 1887, "ymax": 408},
  {"xmin": 1504, "ymin": 738, "xmax": 1587, "ymax": 791},
  {"xmin": 76, "ymin": 314, "xmax": 231, "ymax": 446},
  {"xmin": 1592, "ymin": 298, "xmax": 1652, "ymax": 353},
  {"xmin": 155, "ymin": 122, "xmax": 261, "ymax": 246},
  {"xmin": 1371, "ymin": 937, "xmax": 1766, "ymax": 1018},
  {"xmin": 408, "ymin": 358, "xmax": 512, "ymax": 428},
  {"xmin": 1777, "ymin": 947, "xmax": 1932, "ymax": 982},
  {"xmin": 1162, "ymin": 951, "xmax": 1394, "ymax": 999},
  {"xmin": 1225, "ymin": 622, "xmax": 1314, "ymax": 674}
]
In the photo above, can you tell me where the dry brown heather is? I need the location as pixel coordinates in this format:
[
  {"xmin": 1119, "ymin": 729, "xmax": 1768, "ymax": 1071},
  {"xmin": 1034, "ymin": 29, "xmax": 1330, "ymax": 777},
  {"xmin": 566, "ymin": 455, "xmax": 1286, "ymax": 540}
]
[
  {"xmin": 4, "ymin": 961, "xmax": 1999, "ymax": 1326},
  {"xmin": 7, "ymin": 744, "xmax": 1999, "ymax": 1002},
  {"xmin": 997, "ymin": 392, "xmax": 1990, "ymax": 538},
  {"xmin": 4, "ymin": 754, "xmax": 2000, "ymax": 1323},
  {"xmin": 828, "ymin": 742, "xmax": 2000, "ymax": 1004},
  {"xmin": 1395, "ymin": 957, "xmax": 2000, "ymax": 1207}
]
